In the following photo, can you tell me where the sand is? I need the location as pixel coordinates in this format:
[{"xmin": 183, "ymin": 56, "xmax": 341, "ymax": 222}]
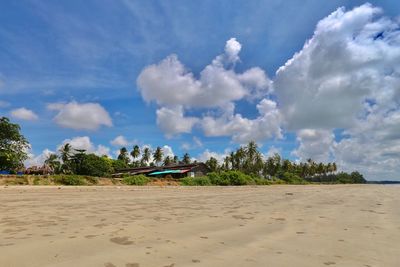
[{"xmin": 0, "ymin": 185, "xmax": 399, "ymax": 267}]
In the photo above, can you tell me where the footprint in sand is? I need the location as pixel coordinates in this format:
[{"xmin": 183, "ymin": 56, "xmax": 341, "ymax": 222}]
[
  {"xmin": 110, "ymin": 236, "xmax": 134, "ymax": 245},
  {"xmin": 126, "ymin": 263, "xmax": 140, "ymax": 267},
  {"xmin": 192, "ymin": 259, "xmax": 200, "ymax": 263},
  {"xmin": 324, "ymin": 262, "xmax": 336, "ymax": 265},
  {"xmin": 104, "ymin": 263, "xmax": 116, "ymax": 267}
]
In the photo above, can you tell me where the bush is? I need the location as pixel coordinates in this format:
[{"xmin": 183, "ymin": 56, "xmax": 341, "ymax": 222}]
[
  {"xmin": 77, "ymin": 154, "xmax": 113, "ymax": 177},
  {"xmin": 180, "ymin": 176, "xmax": 212, "ymax": 186},
  {"xmin": 53, "ymin": 175, "xmax": 86, "ymax": 185},
  {"xmin": 208, "ymin": 172, "xmax": 231, "ymax": 185},
  {"xmin": 279, "ymin": 172, "xmax": 306, "ymax": 184},
  {"xmin": 122, "ymin": 175, "xmax": 150, "ymax": 185}
]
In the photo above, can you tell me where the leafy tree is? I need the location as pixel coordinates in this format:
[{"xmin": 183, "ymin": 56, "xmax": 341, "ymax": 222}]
[
  {"xmin": 205, "ymin": 157, "xmax": 219, "ymax": 172},
  {"xmin": 0, "ymin": 117, "xmax": 29, "ymax": 171},
  {"xmin": 77, "ymin": 154, "xmax": 113, "ymax": 177},
  {"xmin": 153, "ymin": 146, "xmax": 163, "ymax": 166}
]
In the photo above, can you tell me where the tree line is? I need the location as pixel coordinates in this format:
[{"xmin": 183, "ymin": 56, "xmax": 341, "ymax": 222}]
[{"xmin": 0, "ymin": 116, "xmax": 366, "ymax": 183}]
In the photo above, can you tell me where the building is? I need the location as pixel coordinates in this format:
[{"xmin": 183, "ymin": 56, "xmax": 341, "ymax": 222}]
[{"xmin": 113, "ymin": 163, "xmax": 210, "ymax": 179}]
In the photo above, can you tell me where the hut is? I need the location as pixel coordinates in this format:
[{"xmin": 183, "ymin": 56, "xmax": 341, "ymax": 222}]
[{"xmin": 113, "ymin": 163, "xmax": 210, "ymax": 179}]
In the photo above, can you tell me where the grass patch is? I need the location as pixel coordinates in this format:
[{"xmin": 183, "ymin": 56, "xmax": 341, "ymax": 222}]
[
  {"xmin": 180, "ymin": 176, "xmax": 212, "ymax": 186},
  {"xmin": 122, "ymin": 175, "xmax": 151, "ymax": 185}
]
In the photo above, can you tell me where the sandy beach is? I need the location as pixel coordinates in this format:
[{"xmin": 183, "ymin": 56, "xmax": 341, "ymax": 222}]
[{"xmin": 0, "ymin": 185, "xmax": 399, "ymax": 267}]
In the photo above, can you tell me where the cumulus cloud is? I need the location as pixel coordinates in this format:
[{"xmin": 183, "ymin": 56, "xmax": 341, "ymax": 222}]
[
  {"xmin": 48, "ymin": 101, "xmax": 112, "ymax": 130},
  {"xmin": 110, "ymin": 135, "xmax": 129, "ymax": 147},
  {"xmin": 137, "ymin": 38, "xmax": 271, "ymax": 108},
  {"xmin": 156, "ymin": 106, "xmax": 199, "ymax": 137},
  {"xmin": 292, "ymin": 129, "xmax": 335, "ymax": 163},
  {"xmin": 274, "ymin": 4, "xmax": 400, "ymax": 180},
  {"xmin": 274, "ymin": 3, "xmax": 400, "ymax": 130},
  {"xmin": 10, "ymin": 107, "xmax": 38, "ymax": 121},
  {"xmin": 201, "ymin": 99, "xmax": 282, "ymax": 143},
  {"xmin": 58, "ymin": 136, "xmax": 111, "ymax": 156},
  {"xmin": 25, "ymin": 149, "xmax": 54, "ymax": 167},
  {"xmin": 197, "ymin": 149, "xmax": 229, "ymax": 164}
]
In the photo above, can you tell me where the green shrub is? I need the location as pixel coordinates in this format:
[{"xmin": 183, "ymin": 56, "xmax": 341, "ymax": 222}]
[
  {"xmin": 180, "ymin": 176, "xmax": 212, "ymax": 186},
  {"xmin": 208, "ymin": 172, "xmax": 231, "ymax": 185},
  {"xmin": 76, "ymin": 154, "xmax": 113, "ymax": 177},
  {"xmin": 53, "ymin": 175, "xmax": 86, "ymax": 185},
  {"xmin": 122, "ymin": 175, "xmax": 150, "ymax": 185}
]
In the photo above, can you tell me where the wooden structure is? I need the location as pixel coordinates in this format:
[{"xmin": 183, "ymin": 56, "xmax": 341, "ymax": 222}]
[{"xmin": 113, "ymin": 163, "xmax": 210, "ymax": 178}]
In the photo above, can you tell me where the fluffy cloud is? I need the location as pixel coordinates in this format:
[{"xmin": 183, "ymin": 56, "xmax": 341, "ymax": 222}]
[
  {"xmin": 274, "ymin": 3, "xmax": 400, "ymax": 130},
  {"xmin": 25, "ymin": 149, "xmax": 54, "ymax": 167},
  {"xmin": 201, "ymin": 99, "xmax": 282, "ymax": 143},
  {"xmin": 292, "ymin": 129, "xmax": 335, "ymax": 163},
  {"xmin": 137, "ymin": 38, "xmax": 271, "ymax": 109},
  {"xmin": 197, "ymin": 149, "xmax": 229, "ymax": 164},
  {"xmin": 137, "ymin": 38, "xmax": 274, "ymax": 141},
  {"xmin": 48, "ymin": 101, "xmax": 112, "ymax": 130},
  {"xmin": 58, "ymin": 136, "xmax": 111, "ymax": 156},
  {"xmin": 10, "ymin": 107, "xmax": 38, "ymax": 121},
  {"xmin": 110, "ymin": 135, "xmax": 129, "ymax": 146},
  {"xmin": 156, "ymin": 106, "xmax": 199, "ymax": 137}
]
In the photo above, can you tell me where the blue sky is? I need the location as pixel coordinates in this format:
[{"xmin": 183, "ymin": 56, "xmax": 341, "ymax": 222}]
[{"xmin": 1, "ymin": 1, "xmax": 400, "ymax": 180}]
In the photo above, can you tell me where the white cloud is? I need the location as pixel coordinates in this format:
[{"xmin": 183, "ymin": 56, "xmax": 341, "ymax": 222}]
[
  {"xmin": 181, "ymin": 136, "xmax": 203, "ymax": 151},
  {"xmin": 58, "ymin": 136, "xmax": 111, "ymax": 157},
  {"xmin": 156, "ymin": 106, "xmax": 199, "ymax": 137},
  {"xmin": 10, "ymin": 107, "xmax": 38, "ymax": 121},
  {"xmin": 162, "ymin": 145, "xmax": 175, "ymax": 158},
  {"xmin": 48, "ymin": 101, "xmax": 112, "ymax": 130},
  {"xmin": 110, "ymin": 135, "xmax": 129, "ymax": 147},
  {"xmin": 274, "ymin": 3, "xmax": 400, "ymax": 130},
  {"xmin": 201, "ymin": 99, "xmax": 282, "ymax": 143},
  {"xmin": 25, "ymin": 149, "xmax": 54, "ymax": 167},
  {"xmin": 197, "ymin": 149, "xmax": 230, "ymax": 164},
  {"xmin": 292, "ymin": 129, "xmax": 335, "ymax": 163},
  {"xmin": 137, "ymin": 38, "xmax": 271, "ymax": 109}
]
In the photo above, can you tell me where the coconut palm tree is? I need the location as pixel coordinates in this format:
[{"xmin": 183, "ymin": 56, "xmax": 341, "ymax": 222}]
[
  {"xmin": 141, "ymin": 147, "xmax": 151, "ymax": 166},
  {"xmin": 173, "ymin": 155, "xmax": 179, "ymax": 164},
  {"xmin": 153, "ymin": 146, "xmax": 163, "ymax": 166},
  {"xmin": 44, "ymin": 153, "xmax": 61, "ymax": 174},
  {"xmin": 182, "ymin": 153, "xmax": 191, "ymax": 164},
  {"xmin": 130, "ymin": 145, "xmax": 140, "ymax": 160},
  {"xmin": 118, "ymin": 147, "xmax": 130, "ymax": 165},
  {"xmin": 163, "ymin": 155, "xmax": 172, "ymax": 166}
]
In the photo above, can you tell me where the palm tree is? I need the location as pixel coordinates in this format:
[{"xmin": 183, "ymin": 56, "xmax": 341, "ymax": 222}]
[
  {"xmin": 173, "ymin": 155, "xmax": 179, "ymax": 164},
  {"xmin": 44, "ymin": 154, "xmax": 61, "ymax": 174},
  {"xmin": 163, "ymin": 156, "xmax": 172, "ymax": 166},
  {"xmin": 182, "ymin": 153, "xmax": 191, "ymax": 164},
  {"xmin": 130, "ymin": 145, "xmax": 140, "ymax": 160},
  {"xmin": 59, "ymin": 143, "xmax": 72, "ymax": 173},
  {"xmin": 141, "ymin": 147, "xmax": 151, "ymax": 166},
  {"xmin": 118, "ymin": 147, "xmax": 130, "ymax": 165},
  {"xmin": 59, "ymin": 143, "xmax": 72, "ymax": 163},
  {"xmin": 205, "ymin": 157, "xmax": 219, "ymax": 172},
  {"xmin": 153, "ymin": 146, "xmax": 163, "ymax": 166}
]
